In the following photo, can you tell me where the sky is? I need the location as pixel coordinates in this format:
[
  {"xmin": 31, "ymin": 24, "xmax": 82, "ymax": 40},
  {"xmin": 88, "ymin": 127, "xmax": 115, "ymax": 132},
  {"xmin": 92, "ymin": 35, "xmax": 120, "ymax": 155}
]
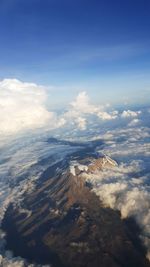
[
  {"xmin": 0, "ymin": 0, "xmax": 150, "ymax": 105},
  {"xmin": 0, "ymin": 2, "xmax": 150, "ymax": 265}
]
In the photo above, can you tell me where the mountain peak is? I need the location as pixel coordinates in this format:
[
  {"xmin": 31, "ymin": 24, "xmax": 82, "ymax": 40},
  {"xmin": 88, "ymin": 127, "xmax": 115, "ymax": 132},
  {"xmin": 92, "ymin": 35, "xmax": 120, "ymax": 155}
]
[{"xmin": 69, "ymin": 155, "xmax": 118, "ymax": 176}]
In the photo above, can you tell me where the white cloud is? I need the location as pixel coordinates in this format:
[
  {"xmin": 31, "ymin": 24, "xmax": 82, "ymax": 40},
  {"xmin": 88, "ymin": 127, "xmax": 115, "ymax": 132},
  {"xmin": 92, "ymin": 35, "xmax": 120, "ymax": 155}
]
[
  {"xmin": 0, "ymin": 79, "xmax": 54, "ymax": 135},
  {"xmin": 0, "ymin": 78, "xmax": 146, "ymax": 136},
  {"xmin": 128, "ymin": 118, "xmax": 140, "ymax": 126},
  {"xmin": 99, "ymin": 127, "xmax": 150, "ymax": 157},
  {"xmin": 0, "ymin": 249, "xmax": 50, "ymax": 266},
  {"xmin": 0, "ymin": 81, "xmax": 120, "ymax": 136},
  {"xmin": 70, "ymin": 91, "xmax": 98, "ymax": 114},
  {"xmin": 121, "ymin": 109, "xmax": 141, "ymax": 118},
  {"xmin": 75, "ymin": 117, "xmax": 87, "ymax": 130},
  {"xmin": 63, "ymin": 91, "xmax": 119, "ymax": 130},
  {"xmin": 97, "ymin": 110, "xmax": 118, "ymax": 120}
]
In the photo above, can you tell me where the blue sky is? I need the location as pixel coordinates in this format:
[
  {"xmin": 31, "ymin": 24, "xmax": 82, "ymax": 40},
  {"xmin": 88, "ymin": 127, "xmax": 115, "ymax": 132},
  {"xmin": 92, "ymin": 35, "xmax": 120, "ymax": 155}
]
[{"xmin": 0, "ymin": 0, "xmax": 150, "ymax": 105}]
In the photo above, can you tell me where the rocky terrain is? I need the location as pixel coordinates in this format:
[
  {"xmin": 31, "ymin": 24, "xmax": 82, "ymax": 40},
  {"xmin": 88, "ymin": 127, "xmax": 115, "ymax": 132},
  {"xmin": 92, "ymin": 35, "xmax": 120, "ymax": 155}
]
[{"xmin": 2, "ymin": 155, "xmax": 150, "ymax": 267}]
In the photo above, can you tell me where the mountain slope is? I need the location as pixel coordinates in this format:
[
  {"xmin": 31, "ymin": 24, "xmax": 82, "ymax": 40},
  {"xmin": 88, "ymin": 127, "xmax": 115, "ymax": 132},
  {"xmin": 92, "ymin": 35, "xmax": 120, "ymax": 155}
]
[{"xmin": 2, "ymin": 156, "xmax": 150, "ymax": 267}]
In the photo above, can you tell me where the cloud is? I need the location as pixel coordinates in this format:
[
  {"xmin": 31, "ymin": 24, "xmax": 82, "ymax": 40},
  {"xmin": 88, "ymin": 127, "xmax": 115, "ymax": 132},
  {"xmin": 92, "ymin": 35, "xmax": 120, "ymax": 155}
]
[
  {"xmin": 128, "ymin": 118, "xmax": 140, "ymax": 126},
  {"xmin": 0, "ymin": 79, "xmax": 54, "ymax": 135},
  {"xmin": 70, "ymin": 91, "xmax": 118, "ymax": 120},
  {"xmin": 0, "ymin": 248, "xmax": 50, "ymax": 266},
  {"xmin": 99, "ymin": 127, "xmax": 150, "ymax": 158},
  {"xmin": 70, "ymin": 91, "xmax": 98, "ymax": 114},
  {"xmin": 121, "ymin": 109, "xmax": 141, "ymax": 118},
  {"xmin": 0, "ymin": 78, "xmax": 146, "ymax": 137},
  {"xmin": 62, "ymin": 91, "xmax": 119, "ymax": 130},
  {"xmin": 2, "ymin": 79, "xmax": 144, "ymax": 135},
  {"xmin": 0, "ymin": 80, "xmax": 119, "ymax": 136},
  {"xmin": 97, "ymin": 110, "xmax": 118, "ymax": 120},
  {"xmin": 75, "ymin": 117, "xmax": 87, "ymax": 130}
]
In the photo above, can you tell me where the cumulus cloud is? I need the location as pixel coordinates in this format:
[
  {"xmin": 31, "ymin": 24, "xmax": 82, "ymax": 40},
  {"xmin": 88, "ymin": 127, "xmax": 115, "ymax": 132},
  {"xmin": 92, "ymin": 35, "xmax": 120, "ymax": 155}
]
[
  {"xmin": 75, "ymin": 117, "xmax": 87, "ymax": 130},
  {"xmin": 0, "ymin": 78, "xmax": 145, "ymax": 136},
  {"xmin": 0, "ymin": 80, "xmax": 120, "ymax": 136},
  {"xmin": 121, "ymin": 109, "xmax": 141, "ymax": 118},
  {"xmin": 1, "ymin": 79, "xmax": 144, "ymax": 135},
  {"xmin": 128, "ymin": 118, "xmax": 140, "ymax": 126},
  {"xmin": 62, "ymin": 91, "xmax": 119, "ymax": 130},
  {"xmin": 70, "ymin": 91, "xmax": 118, "ymax": 120},
  {"xmin": 70, "ymin": 91, "xmax": 98, "ymax": 114},
  {"xmin": 97, "ymin": 110, "xmax": 118, "ymax": 120},
  {"xmin": 0, "ymin": 79, "xmax": 55, "ymax": 135}
]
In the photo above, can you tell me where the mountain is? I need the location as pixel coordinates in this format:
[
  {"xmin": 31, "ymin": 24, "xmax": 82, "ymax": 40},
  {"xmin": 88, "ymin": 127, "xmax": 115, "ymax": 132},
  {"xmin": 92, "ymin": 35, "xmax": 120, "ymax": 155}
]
[{"xmin": 2, "ymin": 155, "xmax": 150, "ymax": 267}]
